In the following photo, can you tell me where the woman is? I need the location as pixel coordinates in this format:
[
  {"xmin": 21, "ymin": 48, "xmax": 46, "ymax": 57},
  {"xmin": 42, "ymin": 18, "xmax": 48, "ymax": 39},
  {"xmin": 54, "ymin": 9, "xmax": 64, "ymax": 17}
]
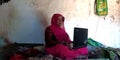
[{"xmin": 45, "ymin": 13, "xmax": 88, "ymax": 59}]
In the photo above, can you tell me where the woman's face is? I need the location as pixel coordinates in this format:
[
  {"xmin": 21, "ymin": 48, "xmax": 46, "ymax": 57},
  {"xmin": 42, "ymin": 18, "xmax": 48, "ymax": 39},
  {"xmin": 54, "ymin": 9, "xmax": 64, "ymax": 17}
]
[{"xmin": 56, "ymin": 16, "xmax": 64, "ymax": 27}]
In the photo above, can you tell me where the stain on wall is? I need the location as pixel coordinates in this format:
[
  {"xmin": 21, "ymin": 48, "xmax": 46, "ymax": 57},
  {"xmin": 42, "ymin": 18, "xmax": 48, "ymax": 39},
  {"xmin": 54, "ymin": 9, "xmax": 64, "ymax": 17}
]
[{"xmin": 0, "ymin": 0, "xmax": 45, "ymax": 43}]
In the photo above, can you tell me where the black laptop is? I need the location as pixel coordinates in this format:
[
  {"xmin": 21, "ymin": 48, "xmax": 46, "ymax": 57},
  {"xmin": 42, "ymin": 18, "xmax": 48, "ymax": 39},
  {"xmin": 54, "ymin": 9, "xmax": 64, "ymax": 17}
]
[{"xmin": 73, "ymin": 27, "xmax": 88, "ymax": 49}]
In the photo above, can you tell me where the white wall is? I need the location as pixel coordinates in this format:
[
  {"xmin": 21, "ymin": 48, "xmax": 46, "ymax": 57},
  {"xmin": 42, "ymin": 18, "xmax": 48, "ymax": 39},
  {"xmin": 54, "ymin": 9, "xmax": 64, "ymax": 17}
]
[
  {"xmin": 0, "ymin": 0, "xmax": 120, "ymax": 47},
  {"xmin": 0, "ymin": 0, "xmax": 45, "ymax": 43},
  {"xmin": 32, "ymin": 0, "xmax": 120, "ymax": 48}
]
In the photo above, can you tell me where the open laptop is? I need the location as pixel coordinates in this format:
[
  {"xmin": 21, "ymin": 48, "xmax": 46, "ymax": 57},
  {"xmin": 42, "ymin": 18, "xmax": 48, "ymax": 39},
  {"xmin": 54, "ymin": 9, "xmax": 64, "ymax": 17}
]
[{"xmin": 73, "ymin": 27, "xmax": 88, "ymax": 49}]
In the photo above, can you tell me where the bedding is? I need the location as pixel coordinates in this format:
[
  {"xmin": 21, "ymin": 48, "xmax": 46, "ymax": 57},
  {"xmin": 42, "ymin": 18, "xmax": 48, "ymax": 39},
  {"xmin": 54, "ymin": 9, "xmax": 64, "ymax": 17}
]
[{"xmin": 1, "ymin": 38, "xmax": 120, "ymax": 60}]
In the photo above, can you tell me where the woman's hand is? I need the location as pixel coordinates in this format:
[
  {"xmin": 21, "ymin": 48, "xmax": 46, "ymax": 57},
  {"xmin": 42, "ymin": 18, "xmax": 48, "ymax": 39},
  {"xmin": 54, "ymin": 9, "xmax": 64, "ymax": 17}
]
[
  {"xmin": 59, "ymin": 41, "xmax": 72, "ymax": 49},
  {"xmin": 59, "ymin": 41, "xmax": 66, "ymax": 45}
]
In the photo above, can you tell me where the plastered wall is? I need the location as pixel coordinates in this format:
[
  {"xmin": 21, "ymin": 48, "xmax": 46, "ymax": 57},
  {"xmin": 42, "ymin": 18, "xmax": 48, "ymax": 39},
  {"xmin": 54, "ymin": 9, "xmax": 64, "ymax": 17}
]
[{"xmin": 32, "ymin": 0, "xmax": 120, "ymax": 48}]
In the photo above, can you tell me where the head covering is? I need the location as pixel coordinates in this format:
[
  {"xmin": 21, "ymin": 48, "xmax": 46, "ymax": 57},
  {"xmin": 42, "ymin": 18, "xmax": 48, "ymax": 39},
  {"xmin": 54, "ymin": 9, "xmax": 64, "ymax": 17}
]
[
  {"xmin": 49, "ymin": 13, "xmax": 72, "ymax": 43},
  {"xmin": 51, "ymin": 14, "xmax": 64, "ymax": 27}
]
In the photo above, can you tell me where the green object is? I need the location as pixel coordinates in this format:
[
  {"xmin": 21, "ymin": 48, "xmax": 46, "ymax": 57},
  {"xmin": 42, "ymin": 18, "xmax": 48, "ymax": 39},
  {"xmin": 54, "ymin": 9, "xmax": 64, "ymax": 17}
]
[
  {"xmin": 95, "ymin": 0, "xmax": 108, "ymax": 16},
  {"xmin": 88, "ymin": 38, "xmax": 103, "ymax": 47},
  {"xmin": 104, "ymin": 48, "xmax": 118, "ymax": 60}
]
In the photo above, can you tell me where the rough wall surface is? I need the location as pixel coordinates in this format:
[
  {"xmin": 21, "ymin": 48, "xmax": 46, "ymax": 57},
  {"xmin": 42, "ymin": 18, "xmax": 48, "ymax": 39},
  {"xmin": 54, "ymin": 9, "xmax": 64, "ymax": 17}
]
[{"xmin": 31, "ymin": 0, "xmax": 120, "ymax": 48}]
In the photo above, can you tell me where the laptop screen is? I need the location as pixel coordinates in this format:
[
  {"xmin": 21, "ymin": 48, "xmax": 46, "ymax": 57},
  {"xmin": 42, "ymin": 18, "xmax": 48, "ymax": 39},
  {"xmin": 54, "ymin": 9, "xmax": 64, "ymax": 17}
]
[{"xmin": 73, "ymin": 27, "xmax": 88, "ymax": 49}]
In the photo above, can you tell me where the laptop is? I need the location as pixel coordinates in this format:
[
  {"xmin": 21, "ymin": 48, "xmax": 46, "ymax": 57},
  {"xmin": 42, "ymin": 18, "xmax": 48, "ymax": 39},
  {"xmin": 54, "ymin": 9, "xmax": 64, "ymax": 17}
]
[{"xmin": 73, "ymin": 27, "xmax": 88, "ymax": 49}]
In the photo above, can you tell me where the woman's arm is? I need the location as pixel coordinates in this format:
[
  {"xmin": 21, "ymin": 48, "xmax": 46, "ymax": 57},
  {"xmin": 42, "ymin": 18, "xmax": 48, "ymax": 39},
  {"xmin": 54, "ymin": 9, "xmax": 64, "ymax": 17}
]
[
  {"xmin": 45, "ymin": 27, "xmax": 71, "ymax": 48},
  {"xmin": 45, "ymin": 27, "xmax": 59, "ymax": 47}
]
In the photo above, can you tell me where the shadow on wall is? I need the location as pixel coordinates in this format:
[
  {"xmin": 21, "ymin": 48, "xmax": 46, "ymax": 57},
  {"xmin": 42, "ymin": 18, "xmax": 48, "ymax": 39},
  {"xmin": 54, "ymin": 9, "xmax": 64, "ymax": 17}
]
[
  {"xmin": 4, "ymin": 0, "xmax": 47, "ymax": 44},
  {"xmin": 35, "ymin": 10, "xmax": 49, "ymax": 27}
]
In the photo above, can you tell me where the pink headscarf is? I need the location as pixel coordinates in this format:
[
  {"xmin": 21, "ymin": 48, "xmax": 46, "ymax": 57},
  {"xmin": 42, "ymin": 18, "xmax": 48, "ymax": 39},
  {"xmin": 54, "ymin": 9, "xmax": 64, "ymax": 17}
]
[{"xmin": 49, "ymin": 13, "xmax": 72, "ymax": 44}]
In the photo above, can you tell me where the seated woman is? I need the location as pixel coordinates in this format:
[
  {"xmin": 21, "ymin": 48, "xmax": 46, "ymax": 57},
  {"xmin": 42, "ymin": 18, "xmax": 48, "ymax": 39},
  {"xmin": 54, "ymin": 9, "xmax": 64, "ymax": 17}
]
[{"xmin": 45, "ymin": 13, "xmax": 88, "ymax": 59}]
